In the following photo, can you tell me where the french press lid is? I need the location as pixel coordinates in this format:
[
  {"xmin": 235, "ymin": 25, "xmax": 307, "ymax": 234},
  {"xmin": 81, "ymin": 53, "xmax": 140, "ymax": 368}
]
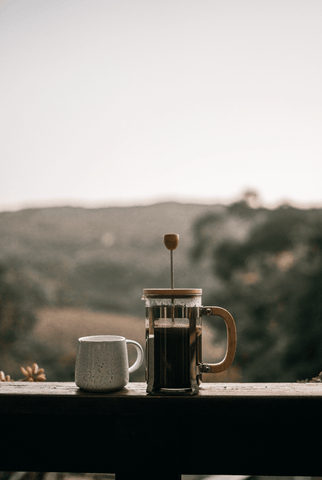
[{"xmin": 142, "ymin": 288, "xmax": 202, "ymax": 298}]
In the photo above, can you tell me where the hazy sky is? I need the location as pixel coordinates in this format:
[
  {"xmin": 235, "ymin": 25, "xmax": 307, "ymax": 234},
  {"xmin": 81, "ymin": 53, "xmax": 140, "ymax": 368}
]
[{"xmin": 1, "ymin": 0, "xmax": 322, "ymax": 211}]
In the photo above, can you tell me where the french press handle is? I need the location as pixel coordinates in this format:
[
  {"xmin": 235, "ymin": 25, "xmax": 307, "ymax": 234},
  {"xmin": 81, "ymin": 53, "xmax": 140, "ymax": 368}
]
[{"xmin": 199, "ymin": 306, "xmax": 237, "ymax": 374}]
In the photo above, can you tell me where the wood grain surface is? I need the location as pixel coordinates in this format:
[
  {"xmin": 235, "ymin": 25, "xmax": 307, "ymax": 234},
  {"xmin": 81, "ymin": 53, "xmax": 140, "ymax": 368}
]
[{"xmin": 1, "ymin": 382, "xmax": 321, "ymax": 477}]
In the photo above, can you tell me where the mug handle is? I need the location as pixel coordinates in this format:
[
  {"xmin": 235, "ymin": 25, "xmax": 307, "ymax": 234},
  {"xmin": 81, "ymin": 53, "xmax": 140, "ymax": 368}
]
[
  {"xmin": 126, "ymin": 339, "xmax": 144, "ymax": 373},
  {"xmin": 200, "ymin": 306, "xmax": 237, "ymax": 374}
]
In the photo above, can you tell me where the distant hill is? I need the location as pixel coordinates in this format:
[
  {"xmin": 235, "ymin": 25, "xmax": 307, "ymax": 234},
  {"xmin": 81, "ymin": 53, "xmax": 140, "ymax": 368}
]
[{"xmin": 0, "ymin": 202, "xmax": 225, "ymax": 315}]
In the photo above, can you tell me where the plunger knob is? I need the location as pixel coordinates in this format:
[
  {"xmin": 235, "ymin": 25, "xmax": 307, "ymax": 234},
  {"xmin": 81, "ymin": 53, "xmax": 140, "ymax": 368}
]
[{"xmin": 163, "ymin": 234, "xmax": 179, "ymax": 251}]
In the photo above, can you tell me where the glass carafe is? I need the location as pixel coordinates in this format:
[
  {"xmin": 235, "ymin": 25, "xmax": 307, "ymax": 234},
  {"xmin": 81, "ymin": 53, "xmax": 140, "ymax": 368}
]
[{"xmin": 143, "ymin": 288, "xmax": 237, "ymax": 395}]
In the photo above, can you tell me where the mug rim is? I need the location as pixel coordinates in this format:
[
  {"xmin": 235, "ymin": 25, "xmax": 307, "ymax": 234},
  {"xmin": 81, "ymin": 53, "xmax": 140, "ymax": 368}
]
[{"xmin": 78, "ymin": 335, "xmax": 125, "ymax": 343}]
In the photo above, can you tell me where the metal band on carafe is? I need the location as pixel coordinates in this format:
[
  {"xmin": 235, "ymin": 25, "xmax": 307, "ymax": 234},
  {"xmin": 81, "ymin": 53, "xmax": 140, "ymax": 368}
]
[{"xmin": 145, "ymin": 306, "xmax": 200, "ymax": 319}]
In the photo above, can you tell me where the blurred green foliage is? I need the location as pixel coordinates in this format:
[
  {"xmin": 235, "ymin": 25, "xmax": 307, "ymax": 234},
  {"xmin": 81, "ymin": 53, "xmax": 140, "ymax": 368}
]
[
  {"xmin": 191, "ymin": 198, "xmax": 322, "ymax": 381},
  {"xmin": 0, "ymin": 261, "xmax": 38, "ymax": 352}
]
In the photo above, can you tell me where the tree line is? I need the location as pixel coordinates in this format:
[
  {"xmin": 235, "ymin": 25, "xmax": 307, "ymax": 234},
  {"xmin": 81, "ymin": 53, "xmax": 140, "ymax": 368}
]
[{"xmin": 191, "ymin": 197, "xmax": 322, "ymax": 381}]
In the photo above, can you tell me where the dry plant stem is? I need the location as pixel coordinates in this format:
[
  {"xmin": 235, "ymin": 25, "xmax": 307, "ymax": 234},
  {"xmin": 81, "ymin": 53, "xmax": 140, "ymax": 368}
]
[
  {"xmin": 0, "ymin": 371, "xmax": 13, "ymax": 382},
  {"xmin": 0, "ymin": 363, "xmax": 46, "ymax": 382},
  {"xmin": 297, "ymin": 371, "xmax": 322, "ymax": 383},
  {"xmin": 20, "ymin": 363, "xmax": 46, "ymax": 382}
]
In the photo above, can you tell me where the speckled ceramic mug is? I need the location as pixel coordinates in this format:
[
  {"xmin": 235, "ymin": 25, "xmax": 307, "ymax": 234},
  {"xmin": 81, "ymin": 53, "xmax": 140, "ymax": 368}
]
[{"xmin": 75, "ymin": 335, "xmax": 144, "ymax": 392}]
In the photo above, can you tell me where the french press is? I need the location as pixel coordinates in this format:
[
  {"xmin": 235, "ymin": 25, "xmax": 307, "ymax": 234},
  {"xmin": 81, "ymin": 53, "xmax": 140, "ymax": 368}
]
[{"xmin": 143, "ymin": 234, "xmax": 237, "ymax": 395}]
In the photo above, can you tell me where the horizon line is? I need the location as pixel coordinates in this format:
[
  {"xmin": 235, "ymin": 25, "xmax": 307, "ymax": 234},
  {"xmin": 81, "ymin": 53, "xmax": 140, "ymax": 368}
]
[{"xmin": 1, "ymin": 195, "xmax": 322, "ymax": 213}]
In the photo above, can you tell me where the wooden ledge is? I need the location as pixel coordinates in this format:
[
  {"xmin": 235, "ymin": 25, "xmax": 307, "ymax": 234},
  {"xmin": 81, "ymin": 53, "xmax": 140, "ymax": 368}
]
[
  {"xmin": 1, "ymin": 380, "xmax": 322, "ymax": 395},
  {"xmin": 0, "ymin": 381, "xmax": 321, "ymax": 416},
  {"xmin": 1, "ymin": 382, "xmax": 321, "ymax": 476}
]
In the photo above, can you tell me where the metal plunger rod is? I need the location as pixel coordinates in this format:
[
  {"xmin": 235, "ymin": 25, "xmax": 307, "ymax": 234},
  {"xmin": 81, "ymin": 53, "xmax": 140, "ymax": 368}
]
[
  {"xmin": 170, "ymin": 251, "xmax": 174, "ymax": 288},
  {"xmin": 163, "ymin": 234, "xmax": 179, "ymax": 289}
]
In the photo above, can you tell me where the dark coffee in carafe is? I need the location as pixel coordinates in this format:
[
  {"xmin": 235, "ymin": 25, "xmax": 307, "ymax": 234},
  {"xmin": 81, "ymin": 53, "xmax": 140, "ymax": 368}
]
[{"xmin": 150, "ymin": 325, "xmax": 202, "ymax": 389}]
